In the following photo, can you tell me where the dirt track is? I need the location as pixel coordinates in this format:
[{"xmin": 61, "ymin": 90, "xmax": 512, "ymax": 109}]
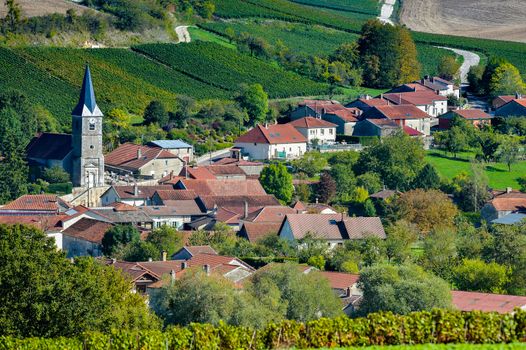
[
  {"xmin": 0, "ymin": 0, "xmax": 88, "ymax": 17},
  {"xmin": 400, "ymin": 0, "xmax": 526, "ymax": 43}
]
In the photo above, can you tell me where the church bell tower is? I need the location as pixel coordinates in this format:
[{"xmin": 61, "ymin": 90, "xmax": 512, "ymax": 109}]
[{"xmin": 71, "ymin": 65, "xmax": 105, "ymax": 188}]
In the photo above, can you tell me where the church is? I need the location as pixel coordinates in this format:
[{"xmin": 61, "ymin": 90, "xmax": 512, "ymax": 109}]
[{"xmin": 26, "ymin": 65, "xmax": 105, "ymax": 189}]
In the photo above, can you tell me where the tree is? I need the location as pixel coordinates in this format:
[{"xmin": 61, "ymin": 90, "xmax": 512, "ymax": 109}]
[
  {"xmin": 259, "ymin": 163, "xmax": 293, "ymax": 204},
  {"xmin": 42, "ymin": 166, "xmax": 70, "ymax": 184},
  {"xmin": 456, "ymin": 162, "xmax": 490, "ymax": 212},
  {"xmin": 363, "ymin": 199, "xmax": 377, "ymax": 217},
  {"xmin": 413, "ymin": 163, "xmax": 441, "ymax": 190},
  {"xmin": 488, "ymin": 62, "xmax": 525, "ymax": 98},
  {"xmin": 357, "ymin": 264, "xmax": 452, "ymax": 316},
  {"xmin": 307, "ymin": 255, "xmax": 325, "ymax": 270},
  {"xmin": 385, "ymin": 220, "xmax": 419, "ymax": 264},
  {"xmin": 358, "ymin": 19, "xmax": 420, "ymax": 88},
  {"xmin": 0, "ymin": 224, "xmax": 159, "ymax": 338},
  {"xmin": 330, "ymin": 42, "xmax": 360, "ymax": 68},
  {"xmin": 354, "ymin": 132, "xmax": 425, "ymax": 191},
  {"xmin": 390, "ymin": 189, "xmax": 459, "ymax": 233},
  {"xmin": 294, "ymin": 172, "xmax": 312, "ymax": 202},
  {"xmin": 437, "ymin": 56, "xmax": 461, "ymax": 81},
  {"xmin": 4, "ymin": 0, "xmax": 22, "ymax": 32},
  {"xmin": 236, "ymin": 83, "xmax": 269, "ymax": 126},
  {"xmin": 475, "ymin": 131, "xmax": 501, "ymax": 162},
  {"xmin": 330, "ymin": 163, "xmax": 356, "ymax": 201},
  {"xmin": 497, "ymin": 136, "xmax": 522, "ymax": 171},
  {"xmin": 467, "ymin": 64, "xmax": 485, "ymax": 95},
  {"xmin": 356, "ymin": 172, "xmax": 382, "ymax": 194},
  {"xmin": 0, "ymin": 152, "xmax": 28, "ymax": 204},
  {"xmin": 317, "ymin": 171, "xmax": 336, "ymax": 203},
  {"xmin": 146, "ymin": 225, "xmax": 185, "ymax": 257},
  {"xmin": 119, "ymin": 240, "xmax": 160, "ymax": 262},
  {"xmin": 422, "ymin": 227, "xmax": 458, "ymax": 280},
  {"xmin": 102, "ymin": 224, "xmax": 141, "ymax": 256},
  {"xmin": 444, "ymin": 126, "xmax": 468, "ymax": 158},
  {"xmin": 143, "ymin": 100, "xmax": 168, "ymax": 126},
  {"xmin": 452, "ymin": 259, "xmax": 510, "ymax": 293},
  {"xmin": 292, "ymin": 151, "xmax": 328, "ymax": 177},
  {"xmin": 249, "ymin": 263, "xmax": 343, "ymax": 322}
]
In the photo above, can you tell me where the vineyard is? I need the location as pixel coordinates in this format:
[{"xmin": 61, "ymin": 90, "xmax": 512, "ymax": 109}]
[
  {"xmin": 134, "ymin": 42, "xmax": 330, "ymax": 98},
  {"xmin": 288, "ymin": 0, "xmax": 379, "ymax": 15}
]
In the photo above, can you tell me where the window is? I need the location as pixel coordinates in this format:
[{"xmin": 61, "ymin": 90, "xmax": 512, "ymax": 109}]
[
  {"xmin": 89, "ymin": 123, "xmax": 95, "ymax": 131},
  {"xmin": 165, "ymin": 160, "xmax": 168, "ymax": 166},
  {"xmin": 329, "ymin": 129, "xmax": 333, "ymax": 135},
  {"xmin": 321, "ymin": 129, "xmax": 325, "ymax": 135}
]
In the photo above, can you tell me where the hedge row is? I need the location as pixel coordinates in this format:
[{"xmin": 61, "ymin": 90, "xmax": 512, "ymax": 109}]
[{"xmin": 1, "ymin": 309, "xmax": 525, "ymax": 350}]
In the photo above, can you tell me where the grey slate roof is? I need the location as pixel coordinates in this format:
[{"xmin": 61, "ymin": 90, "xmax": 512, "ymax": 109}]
[
  {"xmin": 72, "ymin": 65, "xmax": 101, "ymax": 116},
  {"xmin": 26, "ymin": 133, "xmax": 72, "ymax": 160},
  {"xmin": 491, "ymin": 213, "xmax": 526, "ymax": 225}
]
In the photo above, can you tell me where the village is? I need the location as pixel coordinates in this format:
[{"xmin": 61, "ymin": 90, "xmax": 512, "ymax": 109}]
[{"xmin": 2, "ymin": 64, "xmax": 525, "ymax": 320}]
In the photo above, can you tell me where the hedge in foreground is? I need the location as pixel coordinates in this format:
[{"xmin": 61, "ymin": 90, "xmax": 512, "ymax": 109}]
[{"xmin": 1, "ymin": 309, "xmax": 525, "ymax": 349}]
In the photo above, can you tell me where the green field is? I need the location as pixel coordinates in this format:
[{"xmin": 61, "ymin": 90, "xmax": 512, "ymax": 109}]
[
  {"xmin": 289, "ymin": 0, "xmax": 379, "ymax": 15},
  {"xmin": 134, "ymin": 42, "xmax": 330, "ymax": 98},
  {"xmin": 426, "ymin": 151, "xmax": 526, "ymax": 190},
  {"xmin": 187, "ymin": 27, "xmax": 237, "ymax": 49}
]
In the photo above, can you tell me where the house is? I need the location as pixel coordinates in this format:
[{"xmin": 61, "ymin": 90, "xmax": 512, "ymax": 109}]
[
  {"xmin": 61, "ymin": 218, "xmax": 112, "ymax": 258},
  {"xmin": 419, "ymin": 76, "xmax": 460, "ymax": 98},
  {"xmin": 105, "ymin": 259, "xmax": 161, "ymax": 293},
  {"xmin": 174, "ymin": 178, "xmax": 267, "ymax": 197},
  {"xmin": 320, "ymin": 109, "xmax": 360, "ymax": 136},
  {"xmin": 234, "ymin": 124, "xmax": 307, "ymax": 160},
  {"xmin": 382, "ymin": 91, "xmax": 448, "ymax": 118},
  {"xmin": 288, "ymin": 117, "xmax": 337, "ymax": 144},
  {"xmin": 369, "ymin": 189, "xmax": 398, "ymax": 201},
  {"xmin": 290, "ymin": 100, "xmax": 345, "ymax": 120},
  {"xmin": 439, "ymin": 109, "xmax": 493, "ymax": 129},
  {"xmin": 147, "ymin": 140, "xmax": 193, "ymax": 162},
  {"xmin": 346, "ymin": 96, "xmax": 389, "ymax": 112},
  {"xmin": 100, "ymin": 185, "xmax": 174, "ymax": 206},
  {"xmin": 243, "ymin": 205, "xmax": 298, "ymax": 223},
  {"xmin": 89, "ymin": 205, "xmax": 153, "ymax": 228},
  {"xmin": 494, "ymin": 97, "xmax": 526, "ymax": 118},
  {"xmin": 352, "ymin": 118, "xmax": 401, "ymax": 138},
  {"xmin": 139, "ymin": 205, "xmax": 204, "ymax": 229},
  {"xmin": 451, "ymin": 290, "xmax": 526, "ymax": 313},
  {"xmin": 0, "ymin": 194, "xmax": 71, "ymax": 216},
  {"xmin": 171, "ymin": 245, "xmax": 217, "ymax": 260},
  {"xmin": 26, "ymin": 65, "xmax": 105, "ymax": 189},
  {"xmin": 481, "ymin": 189, "xmax": 526, "ymax": 222},
  {"xmin": 360, "ymin": 104, "xmax": 432, "ymax": 136},
  {"xmin": 317, "ymin": 271, "xmax": 361, "ymax": 315},
  {"xmin": 105, "ymin": 143, "xmax": 184, "ymax": 180},
  {"xmin": 278, "ymin": 214, "xmax": 386, "ymax": 248},
  {"xmin": 491, "ymin": 213, "xmax": 526, "ymax": 225},
  {"xmin": 238, "ymin": 222, "xmax": 282, "ymax": 243},
  {"xmin": 213, "ymin": 156, "xmax": 265, "ymax": 177},
  {"xmin": 492, "ymin": 95, "xmax": 516, "ymax": 110}
]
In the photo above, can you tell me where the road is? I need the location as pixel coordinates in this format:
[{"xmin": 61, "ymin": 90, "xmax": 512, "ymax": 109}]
[
  {"xmin": 378, "ymin": 0, "xmax": 396, "ymax": 24},
  {"xmin": 435, "ymin": 46, "xmax": 480, "ymax": 84},
  {"xmin": 175, "ymin": 26, "xmax": 191, "ymax": 43}
]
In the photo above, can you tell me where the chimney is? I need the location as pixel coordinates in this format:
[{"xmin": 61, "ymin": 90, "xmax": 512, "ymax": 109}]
[
  {"xmin": 111, "ymin": 258, "xmax": 117, "ymax": 264},
  {"xmin": 137, "ymin": 148, "xmax": 142, "ymax": 159},
  {"xmin": 162, "ymin": 250, "xmax": 167, "ymax": 262},
  {"xmin": 341, "ymin": 212, "xmax": 344, "ymax": 222},
  {"xmin": 134, "ymin": 184, "xmax": 139, "ymax": 196},
  {"xmin": 148, "ymin": 257, "xmax": 153, "ymax": 262},
  {"xmin": 169, "ymin": 170, "xmax": 174, "ymax": 180},
  {"xmin": 243, "ymin": 200, "xmax": 249, "ymax": 219},
  {"xmin": 346, "ymin": 287, "xmax": 351, "ymax": 297},
  {"xmin": 203, "ymin": 264, "xmax": 211, "ymax": 276},
  {"xmin": 170, "ymin": 269, "xmax": 176, "ymax": 286},
  {"xmin": 516, "ymin": 92, "xmax": 522, "ymax": 99},
  {"xmin": 506, "ymin": 187, "xmax": 513, "ymax": 194},
  {"xmin": 264, "ymin": 122, "xmax": 268, "ymax": 129},
  {"xmin": 181, "ymin": 261, "xmax": 188, "ymax": 270},
  {"xmin": 315, "ymin": 197, "xmax": 319, "ymax": 204}
]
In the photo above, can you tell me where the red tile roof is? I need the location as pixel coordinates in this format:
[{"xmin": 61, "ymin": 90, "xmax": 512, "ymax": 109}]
[
  {"xmin": 244, "ymin": 205, "xmax": 298, "ymax": 223},
  {"xmin": 205, "ymin": 165, "xmax": 247, "ymax": 176},
  {"xmin": 112, "ymin": 185, "xmax": 174, "ymax": 200},
  {"xmin": 1, "ymin": 195, "xmax": 69, "ymax": 213},
  {"xmin": 403, "ymin": 125, "xmax": 424, "ymax": 136},
  {"xmin": 0, "ymin": 215, "xmax": 66, "ymax": 230},
  {"xmin": 383, "ymin": 91, "xmax": 447, "ymax": 106},
  {"xmin": 451, "ymin": 290, "xmax": 526, "ymax": 313},
  {"xmin": 235, "ymin": 124, "xmax": 307, "ymax": 144},
  {"xmin": 451, "ymin": 109, "xmax": 493, "ymax": 120},
  {"xmin": 319, "ymin": 271, "xmax": 359, "ymax": 290},
  {"xmin": 199, "ymin": 195, "xmax": 280, "ymax": 211},
  {"xmin": 292, "ymin": 201, "xmax": 306, "ymax": 211},
  {"xmin": 213, "ymin": 158, "xmax": 263, "ymax": 166},
  {"xmin": 369, "ymin": 104, "xmax": 430, "ymax": 120},
  {"xmin": 492, "ymin": 95, "xmax": 515, "ymax": 109},
  {"xmin": 177, "ymin": 179, "xmax": 267, "ymax": 196},
  {"xmin": 358, "ymin": 98, "xmax": 389, "ymax": 107},
  {"xmin": 107, "ymin": 202, "xmax": 139, "ymax": 211},
  {"xmin": 178, "ymin": 167, "xmax": 216, "ymax": 180},
  {"xmin": 63, "ymin": 218, "xmax": 112, "ymax": 243},
  {"xmin": 489, "ymin": 191, "xmax": 526, "ymax": 211},
  {"xmin": 327, "ymin": 109, "xmax": 360, "ymax": 122},
  {"xmin": 105, "ymin": 143, "xmax": 180, "ymax": 171},
  {"xmin": 239, "ymin": 222, "xmax": 282, "ymax": 242},
  {"xmin": 154, "ymin": 190, "xmax": 198, "ymax": 201},
  {"xmin": 289, "ymin": 117, "xmax": 337, "ymax": 129},
  {"xmin": 183, "ymin": 245, "xmax": 218, "ymax": 256},
  {"xmin": 215, "ymin": 207, "xmax": 241, "ymax": 224}
]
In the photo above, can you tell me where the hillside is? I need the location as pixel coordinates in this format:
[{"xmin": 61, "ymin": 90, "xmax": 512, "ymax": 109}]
[
  {"xmin": 400, "ymin": 0, "xmax": 526, "ymax": 44},
  {"xmin": 0, "ymin": 0, "xmax": 88, "ymax": 17}
]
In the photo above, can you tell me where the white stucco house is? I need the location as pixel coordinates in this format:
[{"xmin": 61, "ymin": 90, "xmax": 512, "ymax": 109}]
[
  {"xmin": 234, "ymin": 124, "xmax": 307, "ymax": 160},
  {"xmin": 383, "ymin": 90, "xmax": 448, "ymax": 119},
  {"xmin": 288, "ymin": 117, "xmax": 337, "ymax": 144}
]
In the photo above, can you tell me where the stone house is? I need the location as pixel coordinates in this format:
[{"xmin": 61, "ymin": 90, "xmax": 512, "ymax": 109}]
[
  {"xmin": 439, "ymin": 109, "xmax": 493, "ymax": 129},
  {"xmin": 360, "ymin": 104, "xmax": 432, "ymax": 136},
  {"xmin": 288, "ymin": 117, "xmax": 337, "ymax": 144}
]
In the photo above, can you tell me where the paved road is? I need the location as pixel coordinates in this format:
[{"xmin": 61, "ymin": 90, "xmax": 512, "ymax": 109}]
[
  {"xmin": 435, "ymin": 46, "xmax": 480, "ymax": 84},
  {"xmin": 175, "ymin": 25, "xmax": 191, "ymax": 43},
  {"xmin": 378, "ymin": 0, "xmax": 396, "ymax": 24}
]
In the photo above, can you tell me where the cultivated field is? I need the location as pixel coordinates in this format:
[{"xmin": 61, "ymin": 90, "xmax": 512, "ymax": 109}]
[
  {"xmin": 0, "ymin": 0, "xmax": 88, "ymax": 18},
  {"xmin": 400, "ymin": 0, "xmax": 526, "ymax": 43}
]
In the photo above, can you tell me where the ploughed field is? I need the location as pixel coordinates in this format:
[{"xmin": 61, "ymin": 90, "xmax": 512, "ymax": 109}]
[
  {"xmin": 0, "ymin": 0, "xmax": 88, "ymax": 17},
  {"xmin": 400, "ymin": 0, "xmax": 526, "ymax": 43}
]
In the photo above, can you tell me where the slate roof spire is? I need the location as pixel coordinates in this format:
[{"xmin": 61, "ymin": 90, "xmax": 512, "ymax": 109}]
[{"xmin": 72, "ymin": 64, "xmax": 103, "ymax": 117}]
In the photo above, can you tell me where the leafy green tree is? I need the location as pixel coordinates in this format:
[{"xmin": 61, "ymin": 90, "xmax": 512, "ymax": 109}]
[
  {"xmin": 358, "ymin": 264, "xmax": 452, "ymax": 316},
  {"xmin": 437, "ymin": 56, "xmax": 461, "ymax": 81},
  {"xmin": 5, "ymin": 0, "xmax": 22, "ymax": 32},
  {"xmin": 294, "ymin": 173, "xmax": 312, "ymax": 202},
  {"xmin": 413, "ymin": 163, "xmax": 441, "ymax": 190},
  {"xmin": 0, "ymin": 152, "xmax": 28, "ymax": 204},
  {"xmin": 497, "ymin": 136, "xmax": 522, "ymax": 171},
  {"xmin": 488, "ymin": 62, "xmax": 525, "ymax": 98},
  {"xmin": 146, "ymin": 225, "xmax": 185, "ymax": 257},
  {"xmin": 260, "ymin": 163, "xmax": 293, "ymax": 204},
  {"xmin": 102, "ymin": 224, "xmax": 140, "ymax": 256},
  {"xmin": 475, "ymin": 131, "xmax": 501, "ymax": 162},
  {"xmin": 445, "ymin": 126, "xmax": 468, "ymax": 158},
  {"xmin": 330, "ymin": 163, "xmax": 356, "ymax": 201},
  {"xmin": 354, "ymin": 132, "xmax": 425, "ymax": 190},
  {"xmin": 316, "ymin": 171, "xmax": 336, "ymax": 203},
  {"xmin": 356, "ymin": 172, "xmax": 382, "ymax": 194},
  {"xmin": 119, "ymin": 241, "xmax": 160, "ymax": 262},
  {"xmin": 363, "ymin": 199, "xmax": 377, "ymax": 217},
  {"xmin": 42, "ymin": 166, "xmax": 70, "ymax": 184},
  {"xmin": 143, "ymin": 100, "xmax": 168, "ymax": 126},
  {"xmin": 328, "ymin": 246, "xmax": 361, "ymax": 272},
  {"xmin": 330, "ymin": 42, "xmax": 360, "ymax": 68},
  {"xmin": 452, "ymin": 259, "xmax": 510, "ymax": 293},
  {"xmin": 456, "ymin": 162, "xmax": 490, "ymax": 212},
  {"xmin": 0, "ymin": 224, "xmax": 159, "ymax": 338},
  {"xmin": 422, "ymin": 227, "xmax": 458, "ymax": 280},
  {"xmin": 385, "ymin": 220, "xmax": 419, "ymax": 264},
  {"xmin": 249, "ymin": 263, "xmax": 343, "ymax": 322},
  {"xmin": 292, "ymin": 151, "xmax": 328, "ymax": 177},
  {"xmin": 467, "ymin": 64, "xmax": 485, "ymax": 95},
  {"xmin": 236, "ymin": 83, "xmax": 269, "ymax": 126},
  {"xmin": 307, "ymin": 255, "xmax": 325, "ymax": 270}
]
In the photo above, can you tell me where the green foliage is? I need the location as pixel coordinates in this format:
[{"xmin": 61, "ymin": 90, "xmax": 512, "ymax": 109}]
[
  {"xmin": 358, "ymin": 264, "xmax": 452, "ymax": 316},
  {"xmin": 497, "ymin": 136, "xmax": 522, "ymax": 171},
  {"xmin": 292, "ymin": 151, "xmax": 328, "ymax": 177},
  {"xmin": 437, "ymin": 56, "xmax": 461, "ymax": 81},
  {"xmin": 118, "ymin": 241, "xmax": 160, "ymax": 262},
  {"xmin": 307, "ymin": 255, "xmax": 325, "ymax": 270},
  {"xmin": 413, "ymin": 163, "xmax": 441, "ymax": 190},
  {"xmin": 488, "ymin": 62, "xmax": 525, "ymax": 99},
  {"xmin": 41, "ymin": 166, "xmax": 70, "ymax": 184},
  {"xmin": 260, "ymin": 163, "xmax": 294, "ymax": 204},
  {"xmin": 101, "ymin": 224, "xmax": 140, "ymax": 256},
  {"xmin": 143, "ymin": 100, "xmax": 168, "ymax": 126},
  {"xmin": 236, "ymin": 83, "xmax": 269, "ymax": 125},
  {"xmin": 385, "ymin": 220, "xmax": 419, "ymax": 264},
  {"xmin": 422, "ymin": 228, "xmax": 458, "ymax": 280},
  {"xmin": 452, "ymin": 259, "xmax": 510, "ymax": 294},
  {"xmin": 0, "ymin": 224, "xmax": 158, "ymax": 338},
  {"xmin": 134, "ymin": 42, "xmax": 329, "ymax": 99},
  {"xmin": 316, "ymin": 171, "xmax": 336, "ymax": 203},
  {"xmin": 356, "ymin": 172, "xmax": 382, "ymax": 194},
  {"xmin": 146, "ymin": 225, "xmax": 185, "ymax": 257}
]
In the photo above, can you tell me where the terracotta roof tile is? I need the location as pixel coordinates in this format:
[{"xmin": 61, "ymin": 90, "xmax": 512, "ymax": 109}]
[
  {"xmin": 383, "ymin": 91, "xmax": 447, "ymax": 106},
  {"xmin": 319, "ymin": 271, "xmax": 359, "ymax": 290},
  {"xmin": 492, "ymin": 95, "xmax": 515, "ymax": 109},
  {"xmin": 112, "ymin": 185, "xmax": 174, "ymax": 200},
  {"xmin": 235, "ymin": 124, "xmax": 307, "ymax": 144},
  {"xmin": 105, "ymin": 143, "xmax": 179, "ymax": 171},
  {"xmin": 154, "ymin": 190, "xmax": 198, "ymax": 201},
  {"xmin": 0, "ymin": 215, "xmax": 66, "ymax": 230},
  {"xmin": 205, "ymin": 165, "xmax": 247, "ymax": 176},
  {"xmin": 178, "ymin": 167, "xmax": 216, "ymax": 180},
  {"xmin": 451, "ymin": 109, "xmax": 493, "ymax": 120},
  {"xmin": 403, "ymin": 125, "xmax": 424, "ymax": 136},
  {"xmin": 244, "ymin": 205, "xmax": 298, "ymax": 223},
  {"xmin": 490, "ymin": 191, "xmax": 526, "ymax": 211},
  {"xmin": 63, "ymin": 218, "xmax": 112, "ymax": 243},
  {"xmin": 178, "ymin": 179, "xmax": 267, "ymax": 196},
  {"xmin": 1, "ymin": 195, "xmax": 69, "ymax": 213},
  {"xmin": 365, "ymin": 104, "xmax": 430, "ymax": 120},
  {"xmin": 239, "ymin": 222, "xmax": 281, "ymax": 242},
  {"xmin": 451, "ymin": 290, "xmax": 526, "ymax": 313},
  {"xmin": 199, "ymin": 195, "xmax": 279, "ymax": 211},
  {"xmin": 289, "ymin": 117, "xmax": 337, "ymax": 128}
]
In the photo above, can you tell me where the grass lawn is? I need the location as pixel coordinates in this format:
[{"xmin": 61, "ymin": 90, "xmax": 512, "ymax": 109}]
[
  {"xmin": 187, "ymin": 27, "xmax": 237, "ymax": 49},
  {"xmin": 426, "ymin": 150, "xmax": 526, "ymax": 190}
]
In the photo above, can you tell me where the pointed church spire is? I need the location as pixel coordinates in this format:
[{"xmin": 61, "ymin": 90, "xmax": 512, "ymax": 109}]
[{"xmin": 72, "ymin": 64, "xmax": 102, "ymax": 116}]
